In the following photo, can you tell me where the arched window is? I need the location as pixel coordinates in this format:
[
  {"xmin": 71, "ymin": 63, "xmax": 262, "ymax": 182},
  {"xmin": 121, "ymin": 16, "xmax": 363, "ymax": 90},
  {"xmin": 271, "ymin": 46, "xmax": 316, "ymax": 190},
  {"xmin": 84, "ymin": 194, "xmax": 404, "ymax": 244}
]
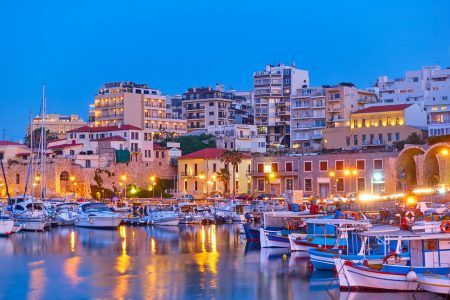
[
  {"xmin": 60, "ymin": 171, "xmax": 69, "ymax": 182},
  {"xmin": 15, "ymin": 174, "xmax": 20, "ymax": 184}
]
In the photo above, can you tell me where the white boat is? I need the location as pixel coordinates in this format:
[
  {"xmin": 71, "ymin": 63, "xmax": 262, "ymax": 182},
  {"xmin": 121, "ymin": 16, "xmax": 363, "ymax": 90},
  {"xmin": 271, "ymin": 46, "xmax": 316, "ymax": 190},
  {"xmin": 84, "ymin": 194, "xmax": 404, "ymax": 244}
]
[
  {"xmin": 335, "ymin": 228, "xmax": 450, "ymax": 291},
  {"xmin": 416, "ymin": 274, "xmax": 450, "ymax": 296},
  {"xmin": 13, "ymin": 199, "xmax": 49, "ymax": 231},
  {"xmin": 141, "ymin": 205, "xmax": 180, "ymax": 226},
  {"xmin": 178, "ymin": 203, "xmax": 203, "ymax": 225},
  {"xmin": 0, "ymin": 219, "xmax": 15, "ymax": 236},
  {"xmin": 75, "ymin": 203, "xmax": 122, "ymax": 229},
  {"xmin": 54, "ymin": 203, "xmax": 79, "ymax": 226}
]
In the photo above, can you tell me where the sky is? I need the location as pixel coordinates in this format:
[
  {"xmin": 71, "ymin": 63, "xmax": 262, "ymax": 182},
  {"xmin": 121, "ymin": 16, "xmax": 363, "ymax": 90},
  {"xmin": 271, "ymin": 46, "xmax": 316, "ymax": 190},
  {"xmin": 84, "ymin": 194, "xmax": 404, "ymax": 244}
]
[{"xmin": 1, "ymin": 0, "xmax": 449, "ymax": 141}]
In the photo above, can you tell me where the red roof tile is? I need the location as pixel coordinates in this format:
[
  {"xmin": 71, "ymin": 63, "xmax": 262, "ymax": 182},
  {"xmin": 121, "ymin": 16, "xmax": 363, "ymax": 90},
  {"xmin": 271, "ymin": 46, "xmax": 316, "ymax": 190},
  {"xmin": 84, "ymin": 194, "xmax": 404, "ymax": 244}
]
[
  {"xmin": 179, "ymin": 148, "xmax": 251, "ymax": 160},
  {"xmin": 92, "ymin": 136, "xmax": 127, "ymax": 142},
  {"xmin": 48, "ymin": 143, "xmax": 83, "ymax": 150},
  {"xmin": 0, "ymin": 141, "xmax": 25, "ymax": 146},
  {"xmin": 352, "ymin": 104, "xmax": 412, "ymax": 114},
  {"xmin": 67, "ymin": 124, "xmax": 141, "ymax": 133},
  {"xmin": 153, "ymin": 142, "xmax": 167, "ymax": 150}
]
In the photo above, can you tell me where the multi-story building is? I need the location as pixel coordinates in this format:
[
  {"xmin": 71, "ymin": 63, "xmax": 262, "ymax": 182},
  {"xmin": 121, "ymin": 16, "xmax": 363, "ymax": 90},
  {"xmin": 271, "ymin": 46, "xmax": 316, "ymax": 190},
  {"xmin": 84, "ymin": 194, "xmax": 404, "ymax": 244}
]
[
  {"xmin": 375, "ymin": 66, "xmax": 450, "ymax": 137},
  {"xmin": 177, "ymin": 148, "xmax": 252, "ymax": 199},
  {"xmin": 229, "ymin": 90, "xmax": 254, "ymax": 124},
  {"xmin": 28, "ymin": 114, "xmax": 86, "ymax": 139},
  {"xmin": 322, "ymin": 103, "xmax": 427, "ymax": 150},
  {"xmin": 290, "ymin": 87, "xmax": 326, "ymax": 151},
  {"xmin": 89, "ymin": 81, "xmax": 186, "ymax": 141},
  {"xmin": 182, "ymin": 85, "xmax": 234, "ymax": 131},
  {"xmin": 251, "ymin": 151, "xmax": 398, "ymax": 198},
  {"xmin": 0, "ymin": 141, "xmax": 31, "ymax": 163},
  {"xmin": 206, "ymin": 124, "xmax": 266, "ymax": 153},
  {"xmin": 48, "ymin": 124, "xmax": 168, "ymax": 168},
  {"xmin": 253, "ymin": 64, "xmax": 309, "ymax": 148},
  {"xmin": 166, "ymin": 95, "xmax": 183, "ymax": 119},
  {"xmin": 325, "ymin": 84, "xmax": 378, "ymax": 128}
]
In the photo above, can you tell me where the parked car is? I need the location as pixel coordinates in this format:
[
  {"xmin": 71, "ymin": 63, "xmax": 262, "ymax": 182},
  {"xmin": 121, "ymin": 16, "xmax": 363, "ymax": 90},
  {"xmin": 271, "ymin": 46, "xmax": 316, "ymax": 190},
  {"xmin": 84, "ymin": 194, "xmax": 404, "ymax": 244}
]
[
  {"xmin": 256, "ymin": 193, "xmax": 276, "ymax": 200},
  {"xmin": 235, "ymin": 193, "xmax": 253, "ymax": 201}
]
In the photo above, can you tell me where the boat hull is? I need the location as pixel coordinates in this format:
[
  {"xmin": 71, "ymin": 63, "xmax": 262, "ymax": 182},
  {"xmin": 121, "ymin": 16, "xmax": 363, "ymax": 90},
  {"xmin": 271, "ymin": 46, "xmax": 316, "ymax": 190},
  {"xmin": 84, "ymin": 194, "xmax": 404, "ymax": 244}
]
[
  {"xmin": 417, "ymin": 274, "xmax": 450, "ymax": 295},
  {"xmin": 0, "ymin": 220, "xmax": 15, "ymax": 236},
  {"xmin": 76, "ymin": 216, "xmax": 122, "ymax": 229},
  {"xmin": 259, "ymin": 228, "xmax": 290, "ymax": 248},
  {"xmin": 151, "ymin": 218, "xmax": 180, "ymax": 226}
]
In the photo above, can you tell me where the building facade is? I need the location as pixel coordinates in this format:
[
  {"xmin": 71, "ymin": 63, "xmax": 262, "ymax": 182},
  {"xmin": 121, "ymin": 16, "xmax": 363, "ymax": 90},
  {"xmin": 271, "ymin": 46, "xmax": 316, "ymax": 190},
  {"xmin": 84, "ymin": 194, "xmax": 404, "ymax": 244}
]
[
  {"xmin": 251, "ymin": 152, "xmax": 398, "ymax": 198},
  {"xmin": 89, "ymin": 81, "xmax": 186, "ymax": 141},
  {"xmin": 253, "ymin": 64, "xmax": 309, "ymax": 148},
  {"xmin": 206, "ymin": 124, "xmax": 266, "ymax": 153},
  {"xmin": 28, "ymin": 114, "xmax": 86, "ymax": 139},
  {"xmin": 177, "ymin": 148, "xmax": 252, "ymax": 199},
  {"xmin": 323, "ymin": 104, "xmax": 427, "ymax": 150},
  {"xmin": 290, "ymin": 87, "xmax": 326, "ymax": 151}
]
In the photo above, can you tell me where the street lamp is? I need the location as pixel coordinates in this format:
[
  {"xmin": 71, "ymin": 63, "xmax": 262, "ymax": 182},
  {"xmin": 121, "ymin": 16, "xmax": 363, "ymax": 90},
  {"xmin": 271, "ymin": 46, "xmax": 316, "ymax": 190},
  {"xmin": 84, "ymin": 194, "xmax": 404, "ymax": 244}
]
[
  {"xmin": 150, "ymin": 175, "xmax": 157, "ymax": 198},
  {"xmin": 121, "ymin": 175, "xmax": 127, "ymax": 202},
  {"xmin": 441, "ymin": 148, "xmax": 449, "ymax": 156}
]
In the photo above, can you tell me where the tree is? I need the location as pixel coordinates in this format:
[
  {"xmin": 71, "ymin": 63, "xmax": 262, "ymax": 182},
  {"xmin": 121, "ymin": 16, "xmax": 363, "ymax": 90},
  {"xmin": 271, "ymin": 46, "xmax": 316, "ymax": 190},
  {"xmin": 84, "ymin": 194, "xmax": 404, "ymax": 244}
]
[
  {"xmin": 24, "ymin": 127, "xmax": 59, "ymax": 148},
  {"xmin": 395, "ymin": 132, "xmax": 426, "ymax": 151},
  {"xmin": 216, "ymin": 168, "xmax": 230, "ymax": 194},
  {"xmin": 220, "ymin": 150, "xmax": 243, "ymax": 197}
]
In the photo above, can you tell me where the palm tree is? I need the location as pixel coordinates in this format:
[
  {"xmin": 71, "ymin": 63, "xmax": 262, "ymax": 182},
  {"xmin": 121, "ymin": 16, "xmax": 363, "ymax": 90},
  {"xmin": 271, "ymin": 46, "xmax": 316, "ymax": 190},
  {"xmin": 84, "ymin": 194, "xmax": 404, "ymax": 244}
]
[
  {"xmin": 220, "ymin": 150, "xmax": 243, "ymax": 197},
  {"xmin": 216, "ymin": 168, "xmax": 230, "ymax": 194}
]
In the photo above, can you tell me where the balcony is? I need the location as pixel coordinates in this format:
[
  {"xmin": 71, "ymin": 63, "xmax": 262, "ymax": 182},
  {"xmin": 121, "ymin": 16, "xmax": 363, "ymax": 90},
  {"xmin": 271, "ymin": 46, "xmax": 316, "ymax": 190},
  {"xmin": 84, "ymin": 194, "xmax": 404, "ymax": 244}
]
[
  {"xmin": 185, "ymin": 105, "xmax": 205, "ymax": 111},
  {"xmin": 186, "ymin": 114, "xmax": 205, "ymax": 119}
]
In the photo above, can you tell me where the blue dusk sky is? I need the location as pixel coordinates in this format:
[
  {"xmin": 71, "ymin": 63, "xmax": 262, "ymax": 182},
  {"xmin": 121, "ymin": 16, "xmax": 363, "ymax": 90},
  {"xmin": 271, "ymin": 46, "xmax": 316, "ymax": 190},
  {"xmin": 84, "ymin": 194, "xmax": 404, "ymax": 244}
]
[{"xmin": 1, "ymin": 0, "xmax": 449, "ymax": 140}]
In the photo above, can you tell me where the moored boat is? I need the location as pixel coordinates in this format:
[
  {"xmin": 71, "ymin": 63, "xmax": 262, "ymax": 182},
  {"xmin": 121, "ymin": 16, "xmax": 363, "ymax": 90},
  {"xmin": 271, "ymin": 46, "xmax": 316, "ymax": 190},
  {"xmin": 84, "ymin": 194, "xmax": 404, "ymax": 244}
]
[
  {"xmin": 416, "ymin": 273, "xmax": 450, "ymax": 296},
  {"xmin": 75, "ymin": 203, "xmax": 123, "ymax": 229}
]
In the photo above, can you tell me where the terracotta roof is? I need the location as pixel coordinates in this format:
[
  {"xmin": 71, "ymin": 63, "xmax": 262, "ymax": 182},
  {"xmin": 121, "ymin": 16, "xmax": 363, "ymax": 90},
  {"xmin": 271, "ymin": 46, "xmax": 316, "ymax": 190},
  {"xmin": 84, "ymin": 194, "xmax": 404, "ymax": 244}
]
[
  {"xmin": 92, "ymin": 136, "xmax": 127, "ymax": 142},
  {"xmin": 352, "ymin": 104, "xmax": 412, "ymax": 114},
  {"xmin": 153, "ymin": 142, "xmax": 167, "ymax": 150},
  {"xmin": 67, "ymin": 124, "xmax": 141, "ymax": 133},
  {"xmin": 0, "ymin": 141, "xmax": 25, "ymax": 146},
  {"xmin": 179, "ymin": 148, "xmax": 251, "ymax": 160},
  {"xmin": 48, "ymin": 143, "xmax": 83, "ymax": 150},
  {"xmin": 15, "ymin": 152, "xmax": 31, "ymax": 156}
]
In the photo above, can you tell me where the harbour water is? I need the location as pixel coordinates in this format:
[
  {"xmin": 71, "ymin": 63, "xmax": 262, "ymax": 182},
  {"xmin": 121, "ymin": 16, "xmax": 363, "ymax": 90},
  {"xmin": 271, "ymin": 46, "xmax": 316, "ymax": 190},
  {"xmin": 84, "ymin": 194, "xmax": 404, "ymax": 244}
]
[{"xmin": 0, "ymin": 225, "xmax": 438, "ymax": 299}]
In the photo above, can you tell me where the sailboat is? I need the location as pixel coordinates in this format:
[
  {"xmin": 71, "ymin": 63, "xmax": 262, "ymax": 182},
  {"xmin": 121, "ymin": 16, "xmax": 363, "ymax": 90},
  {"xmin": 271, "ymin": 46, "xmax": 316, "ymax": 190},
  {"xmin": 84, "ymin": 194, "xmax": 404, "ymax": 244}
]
[{"xmin": 13, "ymin": 84, "xmax": 49, "ymax": 231}]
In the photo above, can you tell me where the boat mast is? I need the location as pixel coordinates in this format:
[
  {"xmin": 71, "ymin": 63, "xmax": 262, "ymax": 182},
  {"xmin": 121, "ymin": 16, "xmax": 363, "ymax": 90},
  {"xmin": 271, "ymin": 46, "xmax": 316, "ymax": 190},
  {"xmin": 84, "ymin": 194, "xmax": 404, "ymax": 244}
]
[{"xmin": 39, "ymin": 83, "xmax": 47, "ymax": 200}]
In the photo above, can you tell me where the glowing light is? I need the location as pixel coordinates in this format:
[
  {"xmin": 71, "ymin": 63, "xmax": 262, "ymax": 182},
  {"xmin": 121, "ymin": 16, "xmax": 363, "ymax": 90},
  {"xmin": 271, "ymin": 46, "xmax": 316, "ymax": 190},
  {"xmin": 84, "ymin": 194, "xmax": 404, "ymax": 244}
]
[
  {"xmin": 70, "ymin": 231, "xmax": 76, "ymax": 253},
  {"xmin": 130, "ymin": 187, "xmax": 137, "ymax": 195},
  {"xmin": 268, "ymin": 172, "xmax": 276, "ymax": 179},
  {"xmin": 263, "ymin": 164, "xmax": 272, "ymax": 173},
  {"xmin": 150, "ymin": 175, "xmax": 156, "ymax": 182},
  {"xmin": 344, "ymin": 170, "xmax": 350, "ymax": 176},
  {"xmin": 441, "ymin": 149, "xmax": 449, "ymax": 156},
  {"xmin": 121, "ymin": 175, "xmax": 127, "ymax": 181},
  {"xmin": 438, "ymin": 187, "xmax": 446, "ymax": 194},
  {"xmin": 329, "ymin": 171, "xmax": 336, "ymax": 177},
  {"xmin": 406, "ymin": 196, "xmax": 417, "ymax": 205},
  {"xmin": 150, "ymin": 238, "xmax": 156, "ymax": 254},
  {"xmin": 373, "ymin": 172, "xmax": 383, "ymax": 181},
  {"xmin": 199, "ymin": 174, "xmax": 205, "ymax": 180},
  {"xmin": 412, "ymin": 188, "xmax": 435, "ymax": 195},
  {"xmin": 70, "ymin": 176, "xmax": 75, "ymax": 182},
  {"xmin": 351, "ymin": 170, "xmax": 358, "ymax": 176}
]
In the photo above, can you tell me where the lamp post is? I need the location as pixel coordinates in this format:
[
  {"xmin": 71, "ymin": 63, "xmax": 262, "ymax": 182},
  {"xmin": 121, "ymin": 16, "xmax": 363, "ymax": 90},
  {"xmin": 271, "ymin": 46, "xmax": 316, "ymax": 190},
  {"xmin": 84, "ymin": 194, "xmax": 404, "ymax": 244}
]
[
  {"xmin": 150, "ymin": 175, "xmax": 156, "ymax": 198},
  {"xmin": 121, "ymin": 175, "xmax": 127, "ymax": 202}
]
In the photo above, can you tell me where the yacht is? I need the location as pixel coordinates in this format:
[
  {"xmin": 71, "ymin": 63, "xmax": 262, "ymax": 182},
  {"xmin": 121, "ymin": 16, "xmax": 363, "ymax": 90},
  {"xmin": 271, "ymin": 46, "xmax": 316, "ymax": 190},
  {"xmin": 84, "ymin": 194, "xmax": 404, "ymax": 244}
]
[
  {"xmin": 140, "ymin": 205, "xmax": 180, "ymax": 226},
  {"xmin": 75, "ymin": 203, "xmax": 123, "ymax": 229},
  {"xmin": 54, "ymin": 203, "xmax": 79, "ymax": 226},
  {"xmin": 13, "ymin": 199, "xmax": 49, "ymax": 231}
]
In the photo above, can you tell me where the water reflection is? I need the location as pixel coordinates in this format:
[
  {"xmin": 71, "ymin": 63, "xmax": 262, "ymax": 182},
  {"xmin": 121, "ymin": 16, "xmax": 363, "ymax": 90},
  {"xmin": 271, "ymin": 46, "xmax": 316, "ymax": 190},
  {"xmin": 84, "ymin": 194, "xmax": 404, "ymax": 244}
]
[{"xmin": 0, "ymin": 225, "xmax": 438, "ymax": 299}]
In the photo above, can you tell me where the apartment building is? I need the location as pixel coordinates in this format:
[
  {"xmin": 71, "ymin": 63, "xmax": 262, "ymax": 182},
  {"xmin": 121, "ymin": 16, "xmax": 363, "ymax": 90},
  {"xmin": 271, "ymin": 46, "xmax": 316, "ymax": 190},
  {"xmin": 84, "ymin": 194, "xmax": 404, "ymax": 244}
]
[
  {"xmin": 206, "ymin": 124, "xmax": 266, "ymax": 153},
  {"xmin": 28, "ymin": 114, "xmax": 86, "ymax": 139},
  {"xmin": 229, "ymin": 90, "xmax": 254, "ymax": 124},
  {"xmin": 251, "ymin": 151, "xmax": 398, "ymax": 198},
  {"xmin": 253, "ymin": 64, "xmax": 309, "ymax": 148},
  {"xmin": 375, "ymin": 66, "xmax": 450, "ymax": 137},
  {"xmin": 182, "ymin": 86, "xmax": 234, "ymax": 131},
  {"xmin": 48, "ymin": 124, "xmax": 165, "ymax": 168},
  {"xmin": 322, "ymin": 104, "xmax": 427, "ymax": 150},
  {"xmin": 177, "ymin": 148, "xmax": 252, "ymax": 199},
  {"xmin": 89, "ymin": 81, "xmax": 186, "ymax": 141},
  {"xmin": 0, "ymin": 141, "xmax": 31, "ymax": 163},
  {"xmin": 290, "ymin": 87, "xmax": 326, "ymax": 151},
  {"xmin": 326, "ymin": 84, "xmax": 378, "ymax": 128}
]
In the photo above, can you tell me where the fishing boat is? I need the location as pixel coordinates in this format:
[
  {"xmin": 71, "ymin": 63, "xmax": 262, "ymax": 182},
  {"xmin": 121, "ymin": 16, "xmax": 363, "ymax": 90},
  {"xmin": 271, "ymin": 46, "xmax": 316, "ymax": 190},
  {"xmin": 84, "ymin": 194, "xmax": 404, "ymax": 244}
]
[
  {"xmin": 416, "ymin": 273, "xmax": 450, "ymax": 296},
  {"xmin": 75, "ymin": 202, "xmax": 123, "ymax": 229},
  {"xmin": 308, "ymin": 224, "xmax": 406, "ymax": 270},
  {"xmin": 335, "ymin": 223, "xmax": 450, "ymax": 291}
]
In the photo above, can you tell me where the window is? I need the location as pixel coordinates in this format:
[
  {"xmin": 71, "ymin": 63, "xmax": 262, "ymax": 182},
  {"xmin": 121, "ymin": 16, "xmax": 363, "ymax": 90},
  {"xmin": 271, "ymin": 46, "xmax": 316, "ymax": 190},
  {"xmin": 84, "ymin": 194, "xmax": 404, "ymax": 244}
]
[
  {"xmin": 378, "ymin": 133, "xmax": 383, "ymax": 142},
  {"xmin": 395, "ymin": 132, "xmax": 400, "ymax": 141},
  {"xmin": 335, "ymin": 160, "xmax": 344, "ymax": 171},
  {"xmin": 362, "ymin": 134, "xmax": 367, "ymax": 144},
  {"xmin": 194, "ymin": 164, "xmax": 198, "ymax": 174},
  {"xmin": 257, "ymin": 163, "xmax": 264, "ymax": 173},
  {"xmin": 286, "ymin": 178, "xmax": 293, "ymax": 191},
  {"xmin": 194, "ymin": 181, "xmax": 198, "ymax": 191},
  {"xmin": 374, "ymin": 159, "xmax": 383, "ymax": 170},
  {"xmin": 15, "ymin": 174, "xmax": 20, "ymax": 184},
  {"xmin": 86, "ymin": 160, "xmax": 91, "ymax": 168},
  {"xmin": 336, "ymin": 178, "xmax": 344, "ymax": 192},
  {"xmin": 257, "ymin": 179, "xmax": 265, "ymax": 192},
  {"xmin": 354, "ymin": 135, "xmax": 358, "ymax": 146},
  {"xmin": 319, "ymin": 161, "xmax": 328, "ymax": 171},
  {"xmin": 213, "ymin": 163, "xmax": 217, "ymax": 172},
  {"xmin": 156, "ymin": 151, "xmax": 159, "ymax": 158},
  {"xmin": 357, "ymin": 178, "xmax": 366, "ymax": 191},
  {"xmin": 60, "ymin": 171, "xmax": 69, "ymax": 182},
  {"xmin": 209, "ymin": 112, "xmax": 214, "ymax": 115},
  {"xmin": 69, "ymin": 150, "xmax": 75, "ymax": 155},
  {"xmin": 388, "ymin": 133, "xmax": 392, "ymax": 142},
  {"xmin": 271, "ymin": 163, "xmax": 279, "ymax": 172},
  {"xmin": 356, "ymin": 160, "xmax": 365, "ymax": 171},
  {"xmin": 304, "ymin": 161, "xmax": 312, "ymax": 172},
  {"xmin": 304, "ymin": 179, "xmax": 312, "ymax": 191},
  {"xmin": 235, "ymin": 180, "xmax": 239, "ymax": 191},
  {"xmin": 184, "ymin": 180, "xmax": 188, "ymax": 191},
  {"xmin": 285, "ymin": 162, "xmax": 293, "ymax": 172},
  {"xmin": 209, "ymin": 102, "xmax": 214, "ymax": 106}
]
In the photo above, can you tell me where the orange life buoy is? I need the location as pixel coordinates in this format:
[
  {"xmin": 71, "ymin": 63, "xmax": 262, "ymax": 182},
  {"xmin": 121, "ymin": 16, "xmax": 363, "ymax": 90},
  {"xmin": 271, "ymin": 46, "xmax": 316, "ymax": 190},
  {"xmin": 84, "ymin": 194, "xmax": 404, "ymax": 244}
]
[{"xmin": 440, "ymin": 220, "xmax": 450, "ymax": 233}]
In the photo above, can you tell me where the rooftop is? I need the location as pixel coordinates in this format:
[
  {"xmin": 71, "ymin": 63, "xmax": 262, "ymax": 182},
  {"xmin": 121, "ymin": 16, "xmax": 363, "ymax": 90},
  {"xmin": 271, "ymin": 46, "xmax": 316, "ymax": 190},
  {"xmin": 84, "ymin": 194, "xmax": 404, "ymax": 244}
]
[
  {"xmin": 92, "ymin": 136, "xmax": 127, "ymax": 142},
  {"xmin": 0, "ymin": 141, "xmax": 26, "ymax": 147},
  {"xmin": 179, "ymin": 148, "xmax": 250, "ymax": 160},
  {"xmin": 351, "ymin": 104, "xmax": 413, "ymax": 114},
  {"xmin": 67, "ymin": 124, "xmax": 142, "ymax": 133}
]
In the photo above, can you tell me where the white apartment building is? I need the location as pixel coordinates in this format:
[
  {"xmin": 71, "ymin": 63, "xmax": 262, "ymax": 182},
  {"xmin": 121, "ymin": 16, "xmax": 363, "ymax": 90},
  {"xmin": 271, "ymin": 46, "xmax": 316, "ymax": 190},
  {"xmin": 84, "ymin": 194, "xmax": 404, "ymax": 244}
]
[
  {"xmin": 28, "ymin": 114, "xmax": 86, "ymax": 139},
  {"xmin": 48, "ymin": 125, "xmax": 166, "ymax": 168},
  {"xmin": 375, "ymin": 66, "xmax": 450, "ymax": 137},
  {"xmin": 182, "ymin": 85, "xmax": 234, "ymax": 131},
  {"xmin": 253, "ymin": 64, "xmax": 309, "ymax": 148},
  {"xmin": 290, "ymin": 87, "xmax": 326, "ymax": 151},
  {"xmin": 207, "ymin": 124, "xmax": 266, "ymax": 153},
  {"xmin": 89, "ymin": 81, "xmax": 187, "ymax": 141}
]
